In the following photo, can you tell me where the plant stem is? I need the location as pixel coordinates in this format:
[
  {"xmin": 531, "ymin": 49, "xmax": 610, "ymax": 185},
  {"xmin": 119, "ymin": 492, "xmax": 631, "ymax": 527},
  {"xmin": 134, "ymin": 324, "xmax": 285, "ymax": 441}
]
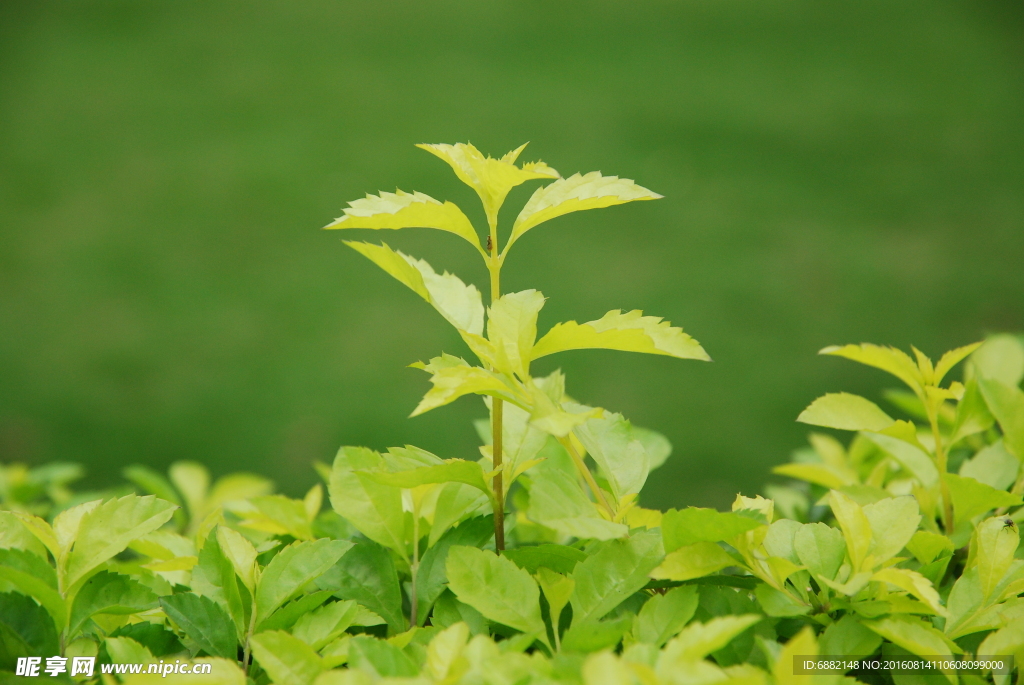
[
  {"xmin": 558, "ymin": 436, "xmax": 615, "ymax": 518},
  {"xmin": 487, "ymin": 216, "xmax": 505, "ymax": 551},
  {"xmin": 410, "ymin": 508, "xmax": 420, "ymax": 627},
  {"xmin": 242, "ymin": 593, "xmax": 258, "ymax": 675},
  {"xmin": 928, "ymin": 409, "xmax": 954, "ymax": 534}
]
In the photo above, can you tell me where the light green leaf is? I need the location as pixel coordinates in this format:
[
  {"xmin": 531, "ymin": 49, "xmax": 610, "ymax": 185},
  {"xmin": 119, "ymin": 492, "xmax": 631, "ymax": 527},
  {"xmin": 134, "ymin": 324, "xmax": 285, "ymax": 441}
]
[
  {"xmin": 945, "ymin": 473, "xmax": 1022, "ymax": 523},
  {"xmin": 169, "ymin": 461, "xmax": 209, "ymax": 523},
  {"xmin": 907, "ymin": 531, "xmax": 954, "ymax": 566},
  {"xmin": 426, "ymin": 622, "xmax": 470, "ymax": 681},
  {"xmin": 417, "ymin": 142, "xmax": 559, "ymax": 224},
  {"xmin": 561, "ymin": 615, "xmax": 632, "ymax": 653},
  {"xmin": 661, "ymin": 614, "xmax": 762, "ymax": 663},
  {"xmin": 344, "ymin": 241, "xmax": 484, "ymax": 335},
  {"xmin": 872, "ymin": 567, "xmax": 947, "ymax": 616},
  {"xmin": 508, "ymin": 171, "xmax": 661, "ymax": 249},
  {"xmin": 328, "ymin": 446, "xmax": 406, "ymax": 554},
  {"xmin": 347, "ymin": 634, "xmax": 419, "ymax": 677},
  {"xmin": 794, "ymin": 522, "xmax": 846, "ymax": 582},
  {"xmin": 528, "ymin": 385, "xmax": 602, "ymax": 438},
  {"xmin": 661, "ymin": 507, "xmax": 763, "ymax": 553},
  {"xmin": 974, "ymin": 516, "xmax": 1020, "ymax": 602},
  {"xmin": 755, "ymin": 584, "xmax": 809, "ymax": 617},
  {"xmin": 0, "ymin": 558, "xmax": 65, "ymax": 635},
  {"xmin": 829, "ymin": 490, "xmax": 872, "ymax": 572},
  {"xmin": 977, "ymin": 376, "xmax": 1024, "ymax": 460},
  {"xmin": 649, "ymin": 541, "xmax": 737, "ymax": 581},
  {"xmin": 259, "ymin": 591, "xmax": 334, "ymax": 634},
  {"xmin": 69, "ymin": 571, "xmax": 158, "ymax": 637},
  {"xmin": 411, "ymin": 360, "xmax": 522, "ymax": 416},
  {"xmin": 771, "ymin": 462, "xmax": 857, "ymax": 489},
  {"xmin": 445, "ymin": 545, "xmax": 545, "ymax": 637},
  {"xmin": 256, "ymin": 538, "xmax": 353, "ymax": 624},
  {"xmin": 121, "ymin": 658, "xmax": 245, "ymax": 685},
  {"xmin": 574, "ymin": 411, "xmax": 649, "ymax": 500},
  {"xmin": 537, "ymin": 567, "xmax": 575, "ymax": 633},
  {"xmin": 820, "ymin": 614, "xmax": 882, "ymax": 657},
  {"xmin": 532, "ymin": 310, "xmax": 709, "ymax": 363},
  {"xmin": 0, "ymin": 512, "xmax": 49, "ymax": 559},
  {"xmin": 634, "ymin": 585, "xmax": 698, "ymax": 647},
  {"xmin": 633, "ymin": 427, "xmax": 672, "ymax": 471},
  {"xmin": 160, "ymin": 592, "xmax": 237, "ymax": 659},
  {"xmin": 292, "ymin": 600, "xmax": 359, "ymax": 651},
  {"xmin": 106, "ymin": 636, "xmax": 154, "ymax": 664},
  {"xmin": 960, "ymin": 440, "xmax": 1018, "ymax": 490},
  {"xmin": 501, "ymin": 544, "xmax": 587, "ymax": 576},
  {"xmin": 972, "ymin": 334, "xmax": 1024, "ymax": 387},
  {"xmin": 315, "ymin": 540, "xmax": 405, "ymax": 634},
  {"xmin": 862, "ymin": 616, "xmax": 956, "ymax": 683},
  {"xmin": 980, "ymin": 618, "xmax": 1024, "ymax": 685},
  {"xmin": 242, "ymin": 495, "xmax": 313, "ymax": 540},
  {"xmin": 797, "ymin": 392, "xmax": 894, "ymax": 432},
  {"xmin": 487, "ymin": 289, "xmax": 545, "ymax": 379},
  {"xmin": 863, "ymin": 495, "xmax": 920, "ymax": 565},
  {"xmin": 862, "ymin": 431, "xmax": 939, "ymax": 487},
  {"xmin": 416, "ymin": 515, "xmax": 493, "ymax": 625},
  {"xmin": 526, "ymin": 466, "xmax": 628, "ymax": 540},
  {"xmin": 64, "ymin": 495, "xmax": 177, "ymax": 590},
  {"xmin": 251, "ymin": 630, "xmax": 325, "ymax": 685},
  {"xmin": 820, "ymin": 343, "xmax": 924, "ymax": 393},
  {"xmin": 215, "ymin": 526, "xmax": 258, "ymax": 593},
  {"xmin": 429, "ymin": 482, "xmax": 489, "ymax": 547},
  {"xmin": 325, "ymin": 189, "xmax": 481, "ymax": 249},
  {"xmin": 934, "ymin": 342, "xmax": 984, "ymax": 384},
  {"xmin": 363, "ymin": 459, "xmax": 491, "ymax": 499},
  {"xmin": 570, "ymin": 531, "xmax": 664, "ymax": 625}
]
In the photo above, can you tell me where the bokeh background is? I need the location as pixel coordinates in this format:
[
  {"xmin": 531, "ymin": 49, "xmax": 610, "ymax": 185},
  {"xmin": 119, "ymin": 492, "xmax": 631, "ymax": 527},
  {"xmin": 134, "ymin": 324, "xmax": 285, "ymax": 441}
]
[{"xmin": 2, "ymin": 1, "xmax": 1022, "ymax": 510}]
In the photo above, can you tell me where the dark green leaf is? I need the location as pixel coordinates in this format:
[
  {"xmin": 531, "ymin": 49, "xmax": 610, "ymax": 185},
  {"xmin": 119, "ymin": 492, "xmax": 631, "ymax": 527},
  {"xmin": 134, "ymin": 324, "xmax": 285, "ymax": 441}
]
[
  {"xmin": 502, "ymin": 544, "xmax": 588, "ymax": 575},
  {"xmin": 160, "ymin": 592, "xmax": 236, "ymax": 659},
  {"xmin": 258, "ymin": 590, "xmax": 334, "ymax": 633},
  {"xmin": 416, "ymin": 514, "xmax": 493, "ymax": 625},
  {"xmin": 348, "ymin": 635, "xmax": 418, "ymax": 677},
  {"xmin": 255, "ymin": 538, "xmax": 353, "ymax": 624},
  {"xmin": 109, "ymin": 622, "xmax": 184, "ymax": 657},
  {"xmin": 316, "ymin": 539, "xmax": 405, "ymax": 633},
  {"xmin": 0, "ymin": 592, "xmax": 59, "ymax": 670},
  {"xmin": 70, "ymin": 571, "xmax": 158, "ymax": 637},
  {"xmin": 561, "ymin": 615, "xmax": 632, "ymax": 653}
]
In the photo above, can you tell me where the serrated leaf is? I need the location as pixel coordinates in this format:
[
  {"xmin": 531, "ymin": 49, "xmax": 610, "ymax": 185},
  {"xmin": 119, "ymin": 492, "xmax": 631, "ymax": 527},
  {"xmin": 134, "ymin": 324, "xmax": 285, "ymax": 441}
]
[
  {"xmin": 508, "ymin": 171, "xmax": 661, "ymax": 249},
  {"xmin": 215, "ymin": 526, "xmax": 258, "ymax": 594},
  {"xmin": 316, "ymin": 539, "xmax": 405, "ymax": 634},
  {"xmin": 648, "ymin": 542, "xmax": 737, "ymax": 582},
  {"xmin": 69, "ymin": 571, "xmax": 158, "ymax": 637},
  {"xmin": 797, "ymin": 392, "xmax": 894, "ymax": 432},
  {"xmin": 634, "ymin": 585, "xmax": 699, "ymax": 647},
  {"xmin": 256, "ymin": 538, "xmax": 353, "ymax": 624},
  {"xmin": 526, "ymin": 465, "xmax": 628, "ymax": 540},
  {"xmin": 820, "ymin": 343, "xmax": 924, "ymax": 394},
  {"xmin": 570, "ymin": 531, "xmax": 664, "ymax": 625},
  {"xmin": 417, "ymin": 142, "xmax": 559, "ymax": 224},
  {"xmin": 532, "ymin": 310, "xmax": 709, "ymax": 363},
  {"xmin": 251, "ymin": 630, "xmax": 324, "ymax": 685},
  {"xmin": 64, "ymin": 495, "xmax": 177, "ymax": 590},
  {"xmin": 0, "ymin": 512, "xmax": 50, "ymax": 559},
  {"xmin": 945, "ymin": 473, "xmax": 1022, "ymax": 523},
  {"xmin": 502, "ymin": 544, "xmax": 587, "ymax": 576},
  {"xmin": 344, "ymin": 241, "xmax": 484, "ymax": 335},
  {"xmin": 292, "ymin": 600, "xmax": 359, "ymax": 651},
  {"xmin": 872, "ymin": 567, "xmax": 947, "ymax": 617},
  {"xmin": 445, "ymin": 545, "xmax": 545, "ymax": 637},
  {"xmin": 325, "ymin": 189, "xmax": 480, "ymax": 249},
  {"xmin": 328, "ymin": 446, "xmax": 405, "ymax": 554},
  {"xmin": 160, "ymin": 592, "xmax": 236, "ymax": 659},
  {"xmin": 347, "ymin": 634, "xmax": 419, "ymax": 677},
  {"xmin": 661, "ymin": 614, "xmax": 762, "ymax": 664},
  {"xmin": 106, "ymin": 635, "xmax": 154, "ymax": 664},
  {"xmin": 934, "ymin": 342, "xmax": 983, "ymax": 384},
  {"xmin": 416, "ymin": 515, "xmax": 493, "ymax": 625},
  {"xmin": 411, "ymin": 362, "xmax": 523, "ymax": 417},
  {"xmin": 537, "ymin": 567, "xmax": 575, "ymax": 634},
  {"xmin": 425, "ymin": 622, "xmax": 470, "ymax": 681},
  {"xmin": 755, "ymin": 584, "xmax": 809, "ymax": 617},
  {"xmin": 661, "ymin": 508, "xmax": 763, "ymax": 553},
  {"xmin": 362, "ymin": 459, "xmax": 491, "ymax": 499}
]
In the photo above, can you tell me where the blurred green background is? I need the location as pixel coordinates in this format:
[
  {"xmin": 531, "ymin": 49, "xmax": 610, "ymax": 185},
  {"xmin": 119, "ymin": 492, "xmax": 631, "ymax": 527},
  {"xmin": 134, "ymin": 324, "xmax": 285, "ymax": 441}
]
[{"xmin": 1, "ymin": 1, "xmax": 1022, "ymax": 510}]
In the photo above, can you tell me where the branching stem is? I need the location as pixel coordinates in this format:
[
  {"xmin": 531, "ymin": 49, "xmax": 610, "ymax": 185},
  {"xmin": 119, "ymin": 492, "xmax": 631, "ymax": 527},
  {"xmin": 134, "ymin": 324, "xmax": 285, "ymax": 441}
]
[
  {"xmin": 487, "ymin": 215, "xmax": 505, "ymax": 551},
  {"xmin": 558, "ymin": 436, "xmax": 615, "ymax": 518}
]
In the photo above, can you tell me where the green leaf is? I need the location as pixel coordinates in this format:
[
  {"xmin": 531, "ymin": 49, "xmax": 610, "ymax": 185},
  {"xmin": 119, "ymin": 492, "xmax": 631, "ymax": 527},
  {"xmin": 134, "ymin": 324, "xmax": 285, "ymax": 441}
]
[
  {"xmin": 446, "ymin": 545, "xmax": 545, "ymax": 637},
  {"xmin": 634, "ymin": 585, "xmax": 699, "ymax": 647},
  {"xmin": 244, "ymin": 495, "xmax": 313, "ymax": 540},
  {"xmin": 487, "ymin": 289, "xmax": 545, "ymax": 379},
  {"xmin": 872, "ymin": 567, "xmax": 947, "ymax": 617},
  {"xmin": 256, "ymin": 538, "xmax": 352, "ymax": 625},
  {"xmin": 347, "ymin": 634, "xmax": 419, "ymax": 678},
  {"xmin": 502, "ymin": 544, "xmax": 588, "ymax": 576},
  {"xmin": 431, "ymin": 590, "xmax": 488, "ymax": 635},
  {"xmin": 661, "ymin": 508, "xmax": 763, "ymax": 553},
  {"xmin": 972, "ymin": 334, "xmax": 1024, "ymax": 387},
  {"xmin": 532, "ymin": 310, "xmax": 709, "ymax": 363},
  {"xmin": 574, "ymin": 411, "xmax": 649, "ymax": 500},
  {"xmin": 259, "ymin": 591, "xmax": 334, "ymax": 633},
  {"xmin": 344, "ymin": 241, "xmax": 484, "ymax": 335},
  {"xmin": 215, "ymin": 526, "xmax": 258, "ymax": 593},
  {"xmin": 934, "ymin": 342, "xmax": 984, "ymax": 384},
  {"xmin": 292, "ymin": 600, "xmax": 359, "ymax": 651},
  {"xmin": 64, "ymin": 495, "xmax": 177, "ymax": 590},
  {"xmin": 537, "ymin": 567, "xmax": 575, "ymax": 635},
  {"xmin": 649, "ymin": 542, "xmax": 737, "ymax": 582},
  {"xmin": 0, "ymin": 550, "xmax": 64, "ymax": 633},
  {"xmin": 634, "ymin": 427, "xmax": 672, "ymax": 471},
  {"xmin": 862, "ymin": 615, "xmax": 956, "ymax": 683},
  {"xmin": 106, "ymin": 636, "xmax": 154, "ymax": 664},
  {"xmin": 363, "ymin": 459, "xmax": 491, "ymax": 499},
  {"xmin": 960, "ymin": 440, "xmax": 1018, "ymax": 490},
  {"xmin": 570, "ymin": 531, "xmax": 664, "ymax": 625},
  {"xmin": 771, "ymin": 463, "xmax": 857, "ymax": 489},
  {"xmin": 829, "ymin": 490, "xmax": 872, "ymax": 572},
  {"xmin": 429, "ymin": 482, "xmax": 489, "ymax": 546},
  {"xmin": 862, "ymin": 431, "xmax": 939, "ymax": 488},
  {"xmin": 863, "ymin": 495, "xmax": 921, "ymax": 565},
  {"xmin": 977, "ymin": 376, "xmax": 1024, "ymax": 460},
  {"xmin": 0, "ymin": 512, "xmax": 49, "ymax": 559},
  {"xmin": 69, "ymin": 571, "xmax": 158, "ymax": 637},
  {"xmin": 661, "ymin": 614, "xmax": 762, "ymax": 663},
  {"xmin": 794, "ymin": 522, "xmax": 846, "ymax": 582},
  {"xmin": 328, "ymin": 446, "xmax": 406, "ymax": 554},
  {"xmin": 508, "ymin": 171, "xmax": 661, "ymax": 249},
  {"xmin": 325, "ymin": 189, "xmax": 481, "ymax": 249},
  {"xmin": 974, "ymin": 516, "xmax": 1020, "ymax": 602},
  {"xmin": 411, "ymin": 360, "xmax": 523, "ymax": 416},
  {"xmin": 820, "ymin": 343, "xmax": 924, "ymax": 394},
  {"xmin": 945, "ymin": 473, "xmax": 1022, "ymax": 523},
  {"xmin": 819, "ymin": 614, "xmax": 882, "ymax": 657},
  {"xmin": 425, "ymin": 622, "xmax": 471, "ymax": 681},
  {"xmin": 417, "ymin": 142, "xmax": 559, "ymax": 225},
  {"xmin": 109, "ymin": 622, "xmax": 184, "ymax": 657},
  {"xmin": 561, "ymin": 615, "xmax": 632, "ymax": 653},
  {"xmin": 251, "ymin": 630, "xmax": 324, "ymax": 685},
  {"xmin": 160, "ymin": 592, "xmax": 236, "ymax": 659},
  {"xmin": 797, "ymin": 392, "xmax": 894, "ymax": 431},
  {"xmin": 980, "ymin": 618, "xmax": 1024, "ymax": 685},
  {"xmin": 526, "ymin": 465, "xmax": 628, "ymax": 540},
  {"xmin": 0, "ymin": 591, "xmax": 60, "ymax": 664},
  {"xmin": 416, "ymin": 515, "xmax": 493, "ymax": 625},
  {"xmin": 754, "ymin": 584, "xmax": 809, "ymax": 617},
  {"xmin": 316, "ymin": 539, "xmax": 405, "ymax": 634},
  {"xmin": 192, "ymin": 528, "xmax": 246, "ymax": 638}
]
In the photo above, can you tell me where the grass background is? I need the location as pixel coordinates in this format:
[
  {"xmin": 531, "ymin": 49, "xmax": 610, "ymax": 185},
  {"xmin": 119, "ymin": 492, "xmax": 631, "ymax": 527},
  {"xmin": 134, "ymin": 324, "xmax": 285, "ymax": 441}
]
[{"xmin": 1, "ymin": 1, "xmax": 1022, "ymax": 509}]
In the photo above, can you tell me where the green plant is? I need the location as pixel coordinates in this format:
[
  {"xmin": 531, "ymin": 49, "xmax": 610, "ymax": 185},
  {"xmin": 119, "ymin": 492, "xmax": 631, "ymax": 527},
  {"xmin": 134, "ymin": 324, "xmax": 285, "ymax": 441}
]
[{"xmin": 1, "ymin": 143, "xmax": 1024, "ymax": 685}]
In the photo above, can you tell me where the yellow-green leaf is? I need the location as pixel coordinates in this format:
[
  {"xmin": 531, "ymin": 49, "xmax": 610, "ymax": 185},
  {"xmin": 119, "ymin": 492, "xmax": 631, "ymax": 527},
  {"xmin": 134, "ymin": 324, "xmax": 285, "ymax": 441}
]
[
  {"xmin": 411, "ymin": 361, "xmax": 523, "ymax": 416},
  {"xmin": 325, "ymin": 189, "xmax": 480, "ymax": 250},
  {"xmin": 945, "ymin": 473, "xmax": 1022, "ymax": 523},
  {"xmin": 797, "ymin": 392, "xmax": 894, "ymax": 432},
  {"xmin": 820, "ymin": 343, "xmax": 924, "ymax": 394},
  {"xmin": 829, "ymin": 490, "xmax": 872, "ymax": 572},
  {"xmin": 649, "ymin": 542, "xmax": 736, "ymax": 582},
  {"xmin": 933, "ymin": 342, "xmax": 983, "ymax": 385},
  {"xmin": 507, "ymin": 172, "xmax": 662, "ymax": 250},
  {"xmin": 872, "ymin": 567, "xmax": 947, "ymax": 617},
  {"xmin": 487, "ymin": 290, "xmax": 545, "ymax": 379},
  {"xmin": 532, "ymin": 310, "xmax": 709, "ymax": 362}
]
